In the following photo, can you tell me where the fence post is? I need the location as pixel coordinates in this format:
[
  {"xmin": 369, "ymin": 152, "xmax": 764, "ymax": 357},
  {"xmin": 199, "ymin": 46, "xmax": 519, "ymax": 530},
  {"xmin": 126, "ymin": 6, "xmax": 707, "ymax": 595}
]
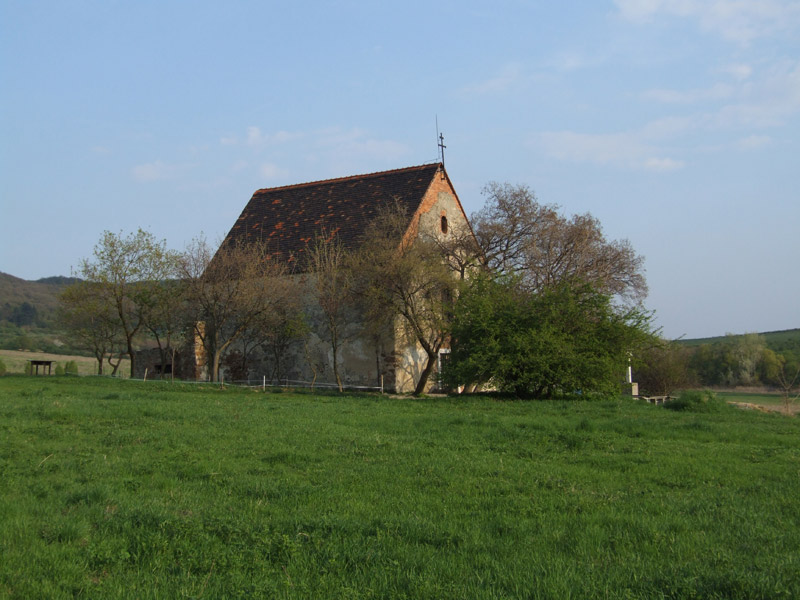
[{"xmin": 144, "ymin": 368, "xmax": 148, "ymax": 382}]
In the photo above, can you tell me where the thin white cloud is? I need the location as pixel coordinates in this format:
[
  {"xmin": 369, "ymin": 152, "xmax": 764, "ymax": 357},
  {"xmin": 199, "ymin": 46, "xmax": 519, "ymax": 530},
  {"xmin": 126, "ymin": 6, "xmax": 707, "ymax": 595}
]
[
  {"xmin": 462, "ymin": 63, "xmax": 523, "ymax": 94},
  {"xmin": 534, "ymin": 129, "xmax": 685, "ymax": 171},
  {"xmin": 735, "ymin": 134, "xmax": 772, "ymax": 150},
  {"xmin": 219, "ymin": 126, "xmax": 409, "ymax": 179},
  {"xmin": 547, "ymin": 50, "xmax": 609, "ymax": 72},
  {"xmin": 640, "ymin": 115, "xmax": 696, "ymax": 138},
  {"xmin": 221, "ymin": 127, "xmax": 304, "ymax": 147},
  {"xmin": 642, "ymin": 83, "xmax": 735, "ymax": 104},
  {"xmin": 259, "ymin": 163, "xmax": 289, "ymax": 179},
  {"xmin": 131, "ymin": 161, "xmax": 178, "ymax": 182},
  {"xmin": 640, "ymin": 60, "xmax": 799, "ymax": 132},
  {"xmin": 247, "ymin": 127, "xmax": 303, "ymax": 147},
  {"xmin": 644, "ymin": 157, "xmax": 685, "ymax": 171},
  {"xmin": 712, "ymin": 60, "xmax": 800, "ymax": 128},
  {"xmin": 721, "ymin": 63, "xmax": 753, "ymax": 81},
  {"xmin": 535, "ymin": 58, "xmax": 796, "ymax": 168},
  {"xmin": 615, "ymin": 0, "xmax": 800, "ymax": 44},
  {"xmin": 313, "ymin": 127, "xmax": 409, "ymax": 162}
]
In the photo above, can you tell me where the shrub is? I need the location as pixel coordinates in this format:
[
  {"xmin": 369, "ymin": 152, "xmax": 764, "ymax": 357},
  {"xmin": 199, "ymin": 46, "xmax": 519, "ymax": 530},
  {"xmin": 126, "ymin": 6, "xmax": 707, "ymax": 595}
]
[
  {"xmin": 55, "ymin": 364, "xmax": 65, "ymax": 375},
  {"xmin": 664, "ymin": 390, "xmax": 722, "ymax": 413},
  {"xmin": 65, "ymin": 360, "xmax": 79, "ymax": 375},
  {"xmin": 0, "ymin": 357, "xmax": 6, "ymax": 376}
]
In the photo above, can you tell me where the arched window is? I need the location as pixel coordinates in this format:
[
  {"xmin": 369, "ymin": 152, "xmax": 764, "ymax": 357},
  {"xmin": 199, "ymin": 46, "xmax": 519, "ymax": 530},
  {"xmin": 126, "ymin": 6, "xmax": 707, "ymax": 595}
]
[{"xmin": 440, "ymin": 215, "xmax": 448, "ymax": 234}]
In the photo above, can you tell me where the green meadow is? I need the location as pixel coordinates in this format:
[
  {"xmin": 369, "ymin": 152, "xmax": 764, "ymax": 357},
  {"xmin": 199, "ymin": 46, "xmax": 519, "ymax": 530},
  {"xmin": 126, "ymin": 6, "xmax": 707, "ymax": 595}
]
[{"xmin": 1, "ymin": 377, "xmax": 798, "ymax": 599}]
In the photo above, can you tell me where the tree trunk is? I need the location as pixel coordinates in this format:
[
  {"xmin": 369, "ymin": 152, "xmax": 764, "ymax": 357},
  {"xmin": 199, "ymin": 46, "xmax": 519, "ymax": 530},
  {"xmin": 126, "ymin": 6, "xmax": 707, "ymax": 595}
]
[
  {"xmin": 413, "ymin": 348, "xmax": 438, "ymax": 396},
  {"xmin": 211, "ymin": 350, "xmax": 221, "ymax": 382},
  {"xmin": 126, "ymin": 335, "xmax": 136, "ymax": 378}
]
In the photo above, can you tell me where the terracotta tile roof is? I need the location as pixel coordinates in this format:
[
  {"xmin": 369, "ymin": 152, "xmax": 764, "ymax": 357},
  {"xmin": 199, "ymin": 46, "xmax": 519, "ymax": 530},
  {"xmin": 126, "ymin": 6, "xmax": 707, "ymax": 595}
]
[{"xmin": 219, "ymin": 163, "xmax": 443, "ymax": 269}]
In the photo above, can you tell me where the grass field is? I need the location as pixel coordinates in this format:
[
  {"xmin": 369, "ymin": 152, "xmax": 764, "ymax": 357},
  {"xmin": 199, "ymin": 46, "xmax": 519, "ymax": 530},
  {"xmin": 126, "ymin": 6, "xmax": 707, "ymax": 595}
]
[
  {"xmin": 0, "ymin": 350, "xmax": 129, "ymax": 376},
  {"xmin": 1, "ymin": 377, "xmax": 799, "ymax": 599}
]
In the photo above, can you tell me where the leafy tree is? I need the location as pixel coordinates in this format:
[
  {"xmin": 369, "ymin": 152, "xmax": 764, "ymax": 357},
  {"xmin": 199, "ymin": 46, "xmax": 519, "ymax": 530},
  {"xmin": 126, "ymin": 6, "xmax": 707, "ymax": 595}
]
[
  {"xmin": 688, "ymin": 333, "xmax": 772, "ymax": 387},
  {"xmin": 77, "ymin": 229, "xmax": 178, "ymax": 377},
  {"xmin": 444, "ymin": 275, "xmax": 655, "ymax": 398},
  {"xmin": 58, "ymin": 280, "xmax": 124, "ymax": 375},
  {"xmin": 472, "ymin": 183, "xmax": 647, "ymax": 302},
  {"xmin": 758, "ymin": 348, "xmax": 784, "ymax": 385},
  {"xmin": 180, "ymin": 236, "xmax": 291, "ymax": 382},
  {"xmin": 727, "ymin": 333, "xmax": 767, "ymax": 386},
  {"xmin": 354, "ymin": 202, "xmax": 458, "ymax": 395}
]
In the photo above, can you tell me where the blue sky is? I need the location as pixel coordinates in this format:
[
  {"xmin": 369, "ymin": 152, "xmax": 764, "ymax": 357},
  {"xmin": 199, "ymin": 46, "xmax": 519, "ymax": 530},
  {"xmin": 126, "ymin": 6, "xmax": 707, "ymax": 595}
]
[{"xmin": 1, "ymin": 0, "xmax": 798, "ymax": 339}]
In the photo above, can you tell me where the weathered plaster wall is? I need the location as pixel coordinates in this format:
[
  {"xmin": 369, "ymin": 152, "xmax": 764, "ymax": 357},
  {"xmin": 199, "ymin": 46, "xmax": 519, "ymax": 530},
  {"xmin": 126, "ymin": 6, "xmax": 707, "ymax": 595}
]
[{"xmin": 391, "ymin": 171, "xmax": 471, "ymax": 393}]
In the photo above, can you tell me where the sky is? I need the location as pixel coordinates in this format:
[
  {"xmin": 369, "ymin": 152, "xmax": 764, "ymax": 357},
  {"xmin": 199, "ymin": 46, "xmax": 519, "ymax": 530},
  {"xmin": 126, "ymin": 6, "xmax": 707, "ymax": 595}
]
[{"xmin": 1, "ymin": 0, "xmax": 798, "ymax": 340}]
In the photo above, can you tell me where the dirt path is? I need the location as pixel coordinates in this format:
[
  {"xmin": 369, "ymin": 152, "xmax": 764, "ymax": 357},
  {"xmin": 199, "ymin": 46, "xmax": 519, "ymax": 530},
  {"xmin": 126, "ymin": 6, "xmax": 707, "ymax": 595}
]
[{"xmin": 728, "ymin": 401, "xmax": 799, "ymax": 416}]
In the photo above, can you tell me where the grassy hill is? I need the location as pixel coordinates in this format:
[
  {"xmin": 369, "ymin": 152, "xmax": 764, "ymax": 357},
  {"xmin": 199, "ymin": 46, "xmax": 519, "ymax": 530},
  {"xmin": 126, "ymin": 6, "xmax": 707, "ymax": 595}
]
[{"xmin": 1, "ymin": 377, "xmax": 798, "ymax": 598}]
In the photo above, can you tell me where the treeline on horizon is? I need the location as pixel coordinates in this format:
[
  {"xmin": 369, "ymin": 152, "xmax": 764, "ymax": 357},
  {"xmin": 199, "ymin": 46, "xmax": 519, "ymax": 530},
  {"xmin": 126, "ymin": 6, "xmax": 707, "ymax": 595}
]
[
  {"xmin": 2, "ymin": 270, "xmax": 798, "ymax": 392},
  {"xmin": 634, "ymin": 330, "xmax": 800, "ymax": 396}
]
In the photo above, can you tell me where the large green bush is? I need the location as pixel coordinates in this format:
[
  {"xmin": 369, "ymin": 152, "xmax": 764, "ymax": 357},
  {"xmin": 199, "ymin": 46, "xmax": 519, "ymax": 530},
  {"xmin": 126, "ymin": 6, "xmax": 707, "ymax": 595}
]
[{"xmin": 444, "ymin": 275, "xmax": 655, "ymax": 398}]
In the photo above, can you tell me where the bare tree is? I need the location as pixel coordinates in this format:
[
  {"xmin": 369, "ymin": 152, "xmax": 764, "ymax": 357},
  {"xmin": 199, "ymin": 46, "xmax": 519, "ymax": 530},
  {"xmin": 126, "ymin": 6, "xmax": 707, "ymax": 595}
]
[
  {"xmin": 775, "ymin": 360, "xmax": 800, "ymax": 416},
  {"xmin": 138, "ymin": 262, "xmax": 186, "ymax": 379},
  {"xmin": 473, "ymin": 182, "xmax": 648, "ymax": 302},
  {"xmin": 355, "ymin": 202, "xmax": 457, "ymax": 395},
  {"xmin": 227, "ymin": 290, "xmax": 306, "ymax": 383},
  {"xmin": 306, "ymin": 231, "xmax": 356, "ymax": 391},
  {"xmin": 634, "ymin": 340, "xmax": 693, "ymax": 397},
  {"xmin": 425, "ymin": 220, "xmax": 483, "ymax": 281},
  {"xmin": 180, "ymin": 236, "xmax": 291, "ymax": 382}
]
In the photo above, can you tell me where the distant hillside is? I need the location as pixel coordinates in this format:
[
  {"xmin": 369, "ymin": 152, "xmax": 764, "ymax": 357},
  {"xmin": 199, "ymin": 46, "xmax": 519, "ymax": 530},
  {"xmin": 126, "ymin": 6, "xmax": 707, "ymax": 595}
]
[
  {"xmin": 0, "ymin": 272, "xmax": 78, "ymax": 323},
  {"xmin": 679, "ymin": 328, "xmax": 800, "ymax": 357},
  {"xmin": 0, "ymin": 272, "xmax": 86, "ymax": 355}
]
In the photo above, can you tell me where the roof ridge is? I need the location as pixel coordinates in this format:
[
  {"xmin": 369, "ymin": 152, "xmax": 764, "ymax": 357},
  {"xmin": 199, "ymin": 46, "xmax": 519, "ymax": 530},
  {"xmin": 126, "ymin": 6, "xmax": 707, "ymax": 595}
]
[{"xmin": 253, "ymin": 162, "xmax": 442, "ymax": 195}]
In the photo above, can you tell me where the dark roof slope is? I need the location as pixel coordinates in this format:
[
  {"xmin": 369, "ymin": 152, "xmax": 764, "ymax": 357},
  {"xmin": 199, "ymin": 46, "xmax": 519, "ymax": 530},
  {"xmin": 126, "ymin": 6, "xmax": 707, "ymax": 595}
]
[{"xmin": 219, "ymin": 163, "xmax": 442, "ymax": 267}]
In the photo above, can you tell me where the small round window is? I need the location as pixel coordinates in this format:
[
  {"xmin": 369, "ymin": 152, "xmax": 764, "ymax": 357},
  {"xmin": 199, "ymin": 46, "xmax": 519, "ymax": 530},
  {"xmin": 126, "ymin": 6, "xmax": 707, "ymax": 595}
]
[{"xmin": 440, "ymin": 215, "xmax": 448, "ymax": 234}]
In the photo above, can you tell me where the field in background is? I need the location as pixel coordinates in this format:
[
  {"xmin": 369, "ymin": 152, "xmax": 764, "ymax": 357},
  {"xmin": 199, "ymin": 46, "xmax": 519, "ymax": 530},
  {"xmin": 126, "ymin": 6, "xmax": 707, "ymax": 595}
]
[
  {"xmin": 0, "ymin": 350, "xmax": 129, "ymax": 376},
  {"xmin": 715, "ymin": 390, "xmax": 798, "ymax": 416},
  {"xmin": 715, "ymin": 390, "xmax": 786, "ymax": 407},
  {"xmin": 1, "ymin": 376, "xmax": 798, "ymax": 599}
]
